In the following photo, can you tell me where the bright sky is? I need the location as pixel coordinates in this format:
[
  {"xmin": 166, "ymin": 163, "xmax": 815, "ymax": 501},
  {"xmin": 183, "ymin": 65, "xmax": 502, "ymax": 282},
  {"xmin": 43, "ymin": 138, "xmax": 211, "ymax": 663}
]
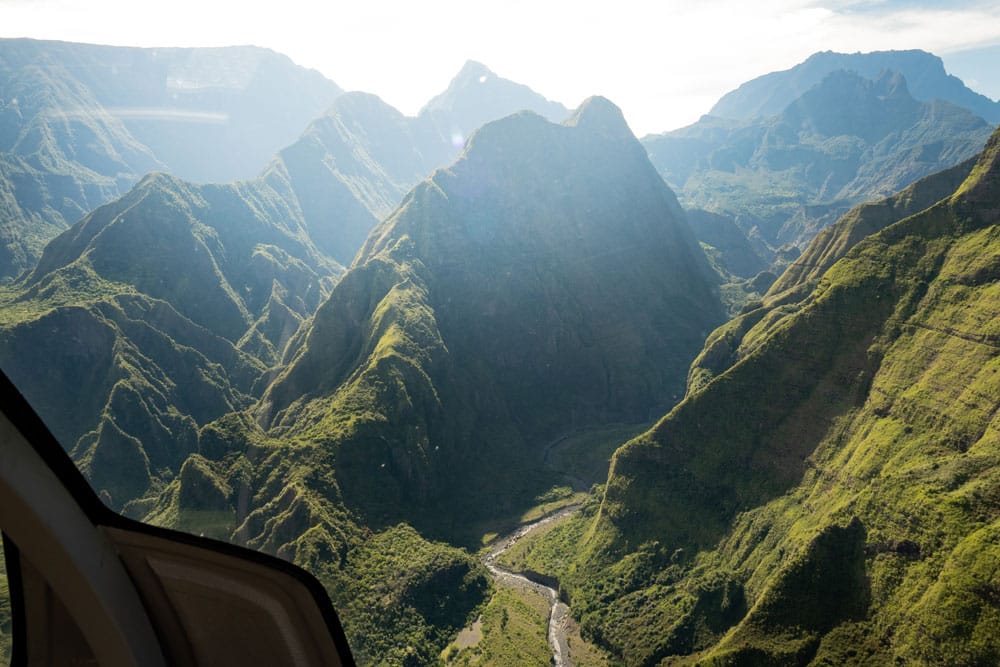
[{"xmin": 2, "ymin": 0, "xmax": 1000, "ymax": 136}]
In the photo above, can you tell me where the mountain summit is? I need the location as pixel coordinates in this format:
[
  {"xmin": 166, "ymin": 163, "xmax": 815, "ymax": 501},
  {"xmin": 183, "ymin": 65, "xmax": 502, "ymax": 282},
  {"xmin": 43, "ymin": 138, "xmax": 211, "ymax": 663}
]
[
  {"xmin": 420, "ymin": 60, "xmax": 570, "ymax": 142},
  {"xmin": 257, "ymin": 97, "xmax": 722, "ymax": 529}
]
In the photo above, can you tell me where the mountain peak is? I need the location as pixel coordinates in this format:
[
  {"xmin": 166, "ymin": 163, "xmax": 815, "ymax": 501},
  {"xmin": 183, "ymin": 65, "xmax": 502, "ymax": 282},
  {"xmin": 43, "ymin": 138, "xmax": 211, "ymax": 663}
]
[
  {"xmin": 419, "ymin": 60, "xmax": 569, "ymax": 136},
  {"xmin": 565, "ymin": 95, "xmax": 633, "ymax": 139},
  {"xmin": 456, "ymin": 59, "xmax": 493, "ymax": 81},
  {"xmin": 954, "ymin": 125, "xmax": 1000, "ymax": 207},
  {"xmin": 874, "ymin": 68, "xmax": 910, "ymax": 98}
]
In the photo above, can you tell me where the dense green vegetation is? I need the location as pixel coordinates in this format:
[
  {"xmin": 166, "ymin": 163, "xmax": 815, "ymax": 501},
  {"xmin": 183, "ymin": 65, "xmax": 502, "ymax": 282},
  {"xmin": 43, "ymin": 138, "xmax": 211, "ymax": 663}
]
[
  {"xmin": 0, "ymin": 54, "xmax": 653, "ymax": 663},
  {"xmin": 546, "ymin": 125, "xmax": 1000, "ymax": 665},
  {"xmin": 443, "ymin": 586, "xmax": 552, "ymax": 666},
  {"xmin": 688, "ymin": 156, "xmax": 978, "ymax": 394},
  {"xmin": 113, "ymin": 97, "xmax": 720, "ymax": 662},
  {"xmin": 334, "ymin": 524, "xmax": 490, "ymax": 666},
  {"xmin": 131, "ymin": 416, "xmax": 489, "ymax": 664},
  {"xmin": 257, "ymin": 97, "xmax": 723, "ymax": 540},
  {"xmin": 643, "ymin": 68, "xmax": 993, "ymax": 273},
  {"xmin": 0, "ymin": 169, "xmax": 344, "ymax": 512}
]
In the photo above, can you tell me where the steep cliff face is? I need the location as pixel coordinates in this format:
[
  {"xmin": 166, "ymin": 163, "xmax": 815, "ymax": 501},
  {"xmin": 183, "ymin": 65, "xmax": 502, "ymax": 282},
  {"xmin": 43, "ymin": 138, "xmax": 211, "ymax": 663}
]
[
  {"xmin": 566, "ymin": 127, "xmax": 1000, "ymax": 665},
  {"xmin": 256, "ymin": 97, "xmax": 723, "ymax": 529},
  {"xmin": 264, "ymin": 61, "xmax": 573, "ymax": 267}
]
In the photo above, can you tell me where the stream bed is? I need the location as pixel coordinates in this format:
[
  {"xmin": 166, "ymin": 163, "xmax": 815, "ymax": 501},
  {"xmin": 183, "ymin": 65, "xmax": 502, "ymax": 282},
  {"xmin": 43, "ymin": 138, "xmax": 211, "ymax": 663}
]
[{"xmin": 482, "ymin": 504, "xmax": 581, "ymax": 666}]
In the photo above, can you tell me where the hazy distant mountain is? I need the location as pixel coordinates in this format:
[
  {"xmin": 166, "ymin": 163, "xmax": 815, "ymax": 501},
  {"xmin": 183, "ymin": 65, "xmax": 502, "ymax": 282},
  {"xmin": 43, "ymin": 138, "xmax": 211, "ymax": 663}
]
[
  {"xmin": 252, "ymin": 61, "xmax": 575, "ymax": 263},
  {"xmin": 711, "ymin": 49, "xmax": 1000, "ymax": 123},
  {"xmin": 0, "ymin": 52, "xmax": 585, "ymax": 470},
  {"xmin": 543, "ymin": 124, "xmax": 1000, "ymax": 666},
  {"xmin": 420, "ymin": 60, "xmax": 570, "ymax": 145},
  {"xmin": 686, "ymin": 208, "xmax": 769, "ymax": 280},
  {"xmin": 0, "ymin": 39, "xmax": 344, "ymax": 182},
  {"xmin": 0, "ymin": 38, "xmax": 343, "ymax": 280},
  {"xmin": 0, "ymin": 48, "xmax": 574, "ymax": 281},
  {"xmin": 262, "ymin": 91, "xmax": 452, "ymax": 265},
  {"xmin": 644, "ymin": 70, "xmax": 992, "ymax": 256}
]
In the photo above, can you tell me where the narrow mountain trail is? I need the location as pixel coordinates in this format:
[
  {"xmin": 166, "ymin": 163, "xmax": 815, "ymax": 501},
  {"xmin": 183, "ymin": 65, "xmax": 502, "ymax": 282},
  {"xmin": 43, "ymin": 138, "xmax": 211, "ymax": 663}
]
[{"xmin": 482, "ymin": 504, "xmax": 581, "ymax": 667}]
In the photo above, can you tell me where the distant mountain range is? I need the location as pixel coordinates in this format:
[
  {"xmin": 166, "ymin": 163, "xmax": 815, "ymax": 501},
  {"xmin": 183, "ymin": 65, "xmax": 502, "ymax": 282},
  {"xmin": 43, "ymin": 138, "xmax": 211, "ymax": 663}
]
[
  {"xmin": 0, "ymin": 42, "xmax": 566, "ymax": 281},
  {"xmin": 0, "ymin": 53, "xmax": 574, "ymax": 496},
  {"xmin": 0, "ymin": 39, "xmax": 342, "ymax": 279},
  {"xmin": 0, "ymin": 85, "xmax": 720, "ymax": 662},
  {"xmin": 710, "ymin": 48, "xmax": 1000, "ymax": 123},
  {"xmin": 0, "ymin": 39, "xmax": 345, "ymax": 182},
  {"xmin": 644, "ymin": 67, "xmax": 993, "ymax": 282}
]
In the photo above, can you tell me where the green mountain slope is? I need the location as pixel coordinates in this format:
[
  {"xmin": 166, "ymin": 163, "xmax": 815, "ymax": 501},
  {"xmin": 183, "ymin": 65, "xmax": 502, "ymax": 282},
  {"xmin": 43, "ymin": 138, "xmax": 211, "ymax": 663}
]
[
  {"xmin": 0, "ymin": 168, "xmax": 343, "ymax": 511},
  {"xmin": 135, "ymin": 423, "xmax": 489, "ymax": 666},
  {"xmin": 643, "ymin": 70, "xmax": 993, "ymax": 261},
  {"xmin": 688, "ymin": 156, "xmax": 978, "ymax": 394},
  {"xmin": 556, "ymin": 126, "xmax": 1000, "ymax": 665},
  {"xmin": 130, "ymin": 96, "xmax": 719, "ymax": 663},
  {"xmin": 254, "ymin": 97, "xmax": 723, "ymax": 534},
  {"xmin": 710, "ymin": 49, "xmax": 1000, "ymax": 124}
]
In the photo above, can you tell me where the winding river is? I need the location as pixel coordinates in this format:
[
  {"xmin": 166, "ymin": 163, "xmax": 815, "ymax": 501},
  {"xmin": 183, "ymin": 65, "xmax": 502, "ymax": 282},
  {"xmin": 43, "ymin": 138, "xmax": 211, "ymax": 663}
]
[{"xmin": 482, "ymin": 504, "xmax": 581, "ymax": 666}]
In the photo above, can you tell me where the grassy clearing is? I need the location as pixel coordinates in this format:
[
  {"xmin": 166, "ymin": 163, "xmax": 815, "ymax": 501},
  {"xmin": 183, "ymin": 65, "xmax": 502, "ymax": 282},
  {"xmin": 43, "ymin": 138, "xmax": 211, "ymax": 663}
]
[{"xmin": 442, "ymin": 586, "xmax": 551, "ymax": 666}]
